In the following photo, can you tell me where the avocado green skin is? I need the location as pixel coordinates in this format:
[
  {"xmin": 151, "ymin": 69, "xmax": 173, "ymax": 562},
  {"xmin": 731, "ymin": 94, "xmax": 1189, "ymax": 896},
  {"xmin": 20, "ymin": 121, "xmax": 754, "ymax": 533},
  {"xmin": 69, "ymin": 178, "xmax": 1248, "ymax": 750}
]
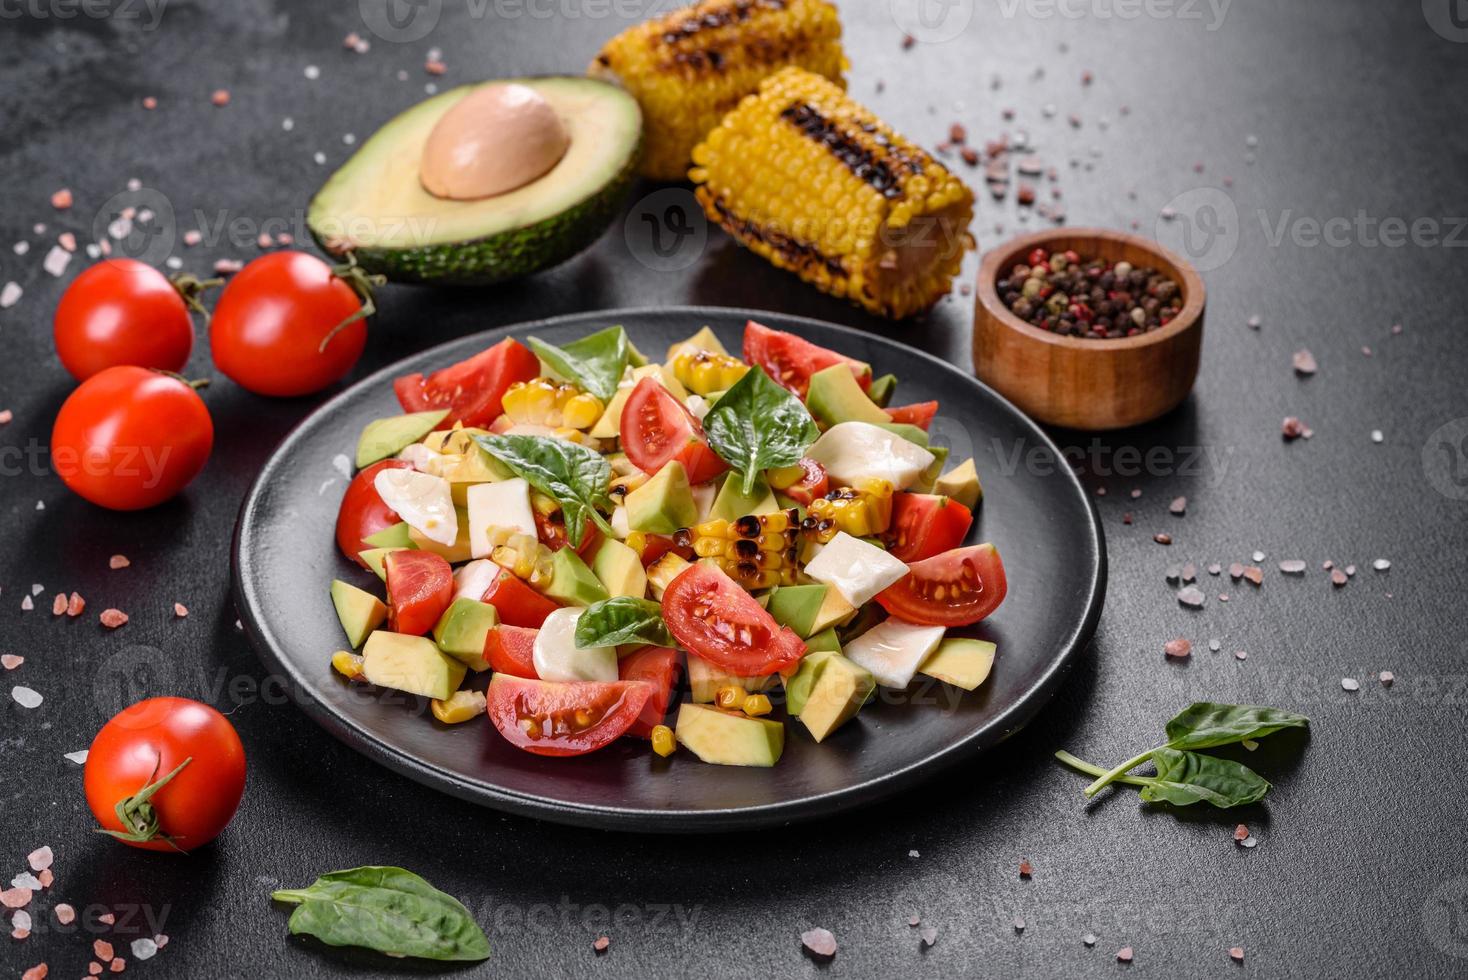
[{"xmin": 307, "ymin": 136, "xmax": 642, "ymax": 286}]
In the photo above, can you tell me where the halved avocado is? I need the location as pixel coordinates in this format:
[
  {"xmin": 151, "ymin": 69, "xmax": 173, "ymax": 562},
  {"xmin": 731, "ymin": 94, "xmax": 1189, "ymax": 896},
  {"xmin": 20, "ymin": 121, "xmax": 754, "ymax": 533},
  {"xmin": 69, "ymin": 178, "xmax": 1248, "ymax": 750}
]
[{"xmin": 308, "ymin": 77, "xmax": 642, "ymax": 285}]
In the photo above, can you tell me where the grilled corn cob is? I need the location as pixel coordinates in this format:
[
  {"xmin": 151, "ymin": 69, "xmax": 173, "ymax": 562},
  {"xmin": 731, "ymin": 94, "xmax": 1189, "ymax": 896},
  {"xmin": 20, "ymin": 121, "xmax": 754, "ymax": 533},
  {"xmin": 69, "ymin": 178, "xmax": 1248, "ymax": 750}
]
[
  {"xmin": 690, "ymin": 67, "xmax": 975, "ymax": 319},
  {"xmin": 672, "ymin": 511, "xmax": 800, "ymax": 589},
  {"xmin": 672, "ymin": 348, "xmax": 750, "ymax": 395},
  {"xmin": 502, "ymin": 379, "xmax": 603, "ymax": 430},
  {"xmin": 590, "ymin": 0, "xmax": 846, "ymax": 180},
  {"xmin": 803, "ymin": 479, "xmax": 894, "ymax": 542}
]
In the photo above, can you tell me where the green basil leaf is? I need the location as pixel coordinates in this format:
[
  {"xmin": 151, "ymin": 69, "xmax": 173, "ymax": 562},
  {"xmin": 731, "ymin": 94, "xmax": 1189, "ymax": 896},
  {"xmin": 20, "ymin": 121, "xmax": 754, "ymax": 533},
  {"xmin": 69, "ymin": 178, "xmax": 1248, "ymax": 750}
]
[
  {"xmin": 1163, "ymin": 703, "xmax": 1310, "ymax": 750},
  {"xmin": 703, "ymin": 366, "xmax": 819, "ymax": 495},
  {"xmin": 271, "ymin": 866, "xmax": 489, "ymax": 962},
  {"xmin": 1137, "ymin": 748, "xmax": 1271, "ymax": 809},
  {"xmin": 471, "ymin": 434, "xmax": 613, "ymax": 548},
  {"xmin": 527, "ymin": 326, "xmax": 629, "ymax": 403},
  {"xmin": 575, "ymin": 596, "xmax": 675, "ymax": 649}
]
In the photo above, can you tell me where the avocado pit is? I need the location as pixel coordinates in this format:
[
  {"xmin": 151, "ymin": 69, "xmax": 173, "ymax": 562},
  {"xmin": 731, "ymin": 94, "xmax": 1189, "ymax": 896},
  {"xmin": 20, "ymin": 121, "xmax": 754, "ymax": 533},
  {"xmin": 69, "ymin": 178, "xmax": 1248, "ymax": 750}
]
[{"xmin": 420, "ymin": 82, "xmax": 570, "ymax": 200}]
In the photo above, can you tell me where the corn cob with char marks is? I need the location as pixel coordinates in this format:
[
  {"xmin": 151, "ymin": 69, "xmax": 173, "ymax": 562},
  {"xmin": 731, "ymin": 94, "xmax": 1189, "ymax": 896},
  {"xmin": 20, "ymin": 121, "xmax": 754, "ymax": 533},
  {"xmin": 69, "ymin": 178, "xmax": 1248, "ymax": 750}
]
[
  {"xmin": 590, "ymin": 0, "xmax": 846, "ymax": 180},
  {"xmin": 673, "ymin": 511, "xmax": 801, "ymax": 590},
  {"xmin": 690, "ymin": 67, "xmax": 975, "ymax": 319}
]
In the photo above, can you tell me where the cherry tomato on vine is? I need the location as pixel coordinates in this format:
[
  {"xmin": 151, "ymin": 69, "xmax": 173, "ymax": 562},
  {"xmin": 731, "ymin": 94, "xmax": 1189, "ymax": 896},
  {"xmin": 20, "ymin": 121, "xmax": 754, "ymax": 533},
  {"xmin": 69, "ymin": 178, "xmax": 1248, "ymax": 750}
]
[
  {"xmin": 84, "ymin": 697, "xmax": 246, "ymax": 853},
  {"xmin": 210, "ymin": 251, "xmax": 380, "ymax": 397},
  {"xmin": 53, "ymin": 258, "xmax": 208, "ymax": 381},
  {"xmin": 51, "ymin": 366, "xmax": 213, "ymax": 510}
]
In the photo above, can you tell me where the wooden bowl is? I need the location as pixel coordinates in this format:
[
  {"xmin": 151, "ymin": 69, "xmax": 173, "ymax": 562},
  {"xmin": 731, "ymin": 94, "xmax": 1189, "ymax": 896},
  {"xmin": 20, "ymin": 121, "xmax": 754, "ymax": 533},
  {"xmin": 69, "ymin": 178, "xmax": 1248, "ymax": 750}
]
[{"xmin": 973, "ymin": 228, "xmax": 1205, "ymax": 431}]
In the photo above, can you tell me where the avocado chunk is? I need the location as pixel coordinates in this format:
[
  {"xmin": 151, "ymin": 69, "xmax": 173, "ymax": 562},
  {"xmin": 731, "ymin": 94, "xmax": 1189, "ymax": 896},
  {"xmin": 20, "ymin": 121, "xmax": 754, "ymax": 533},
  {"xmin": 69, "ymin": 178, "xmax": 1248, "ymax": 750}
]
[
  {"xmin": 432, "ymin": 598, "xmax": 499, "ymax": 670},
  {"xmin": 874, "ymin": 422, "xmax": 930, "ymax": 448},
  {"xmin": 354, "ymin": 409, "xmax": 450, "ymax": 469},
  {"xmin": 625, "ymin": 460, "xmax": 698, "ymax": 534},
  {"xmin": 782, "ymin": 650, "xmax": 838, "ymax": 716},
  {"xmin": 361, "ymin": 630, "xmax": 467, "ymax": 700},
  {"xmin": 687, "ymin": 653, "xmax": 777, "ymax": 703},
  {"xmin": 362, "ymin": 522, "xmax": 415, "ymax": 550},
  {"xmin": 807, "ymin": 363, "xmax": 889, "ymax": 428},
  {"xmin": 867, "ymin": 373, "xmax": 898, "ymax": 408},
  {"xmin": 707, "ymin": 473, "xmax": 779, "ymax": 523},
  {"xmin": 359, "ymin": 546, "xmax": 408, "ymax": 582},
  {"xmin": 541, "ymin": 548, "xmax": 610, "ymax": 607},
  {"xmin": 330, "ymin": 580, "xmax": 388, "ymax": 648},
  {"xmin": 308, "ymin": 77, "xmax": 642, "ymax": 285},
  {"xmin": 799, "ymin": 654, "xmax": 876, "ymax": 743},
  {"xmin": 805, "ymin": 627, "xmax": 842, "ymax": 655},
  {"xmin": 920, "ymin": 638, "xmax": 996, "ymax": 691},
  {"xmin": 935, "ymin": 457, "xmax": 983, "ymax": 510},
  {"xmin": 674, "ymin": 703, "xmax": 784, "ymax": 767},
  {"xmin": 591, "ymin": 538, "xmax": 647, "ymax": 599},
  {"xmin": 767, "ymin": 583, "xmax": 857, "ymax": 638}
]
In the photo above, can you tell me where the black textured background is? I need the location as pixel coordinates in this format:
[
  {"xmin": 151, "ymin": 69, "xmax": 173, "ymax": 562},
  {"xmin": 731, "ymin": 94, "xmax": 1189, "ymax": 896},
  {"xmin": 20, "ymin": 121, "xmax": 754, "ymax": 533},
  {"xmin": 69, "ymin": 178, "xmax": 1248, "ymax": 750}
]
[{"xmin": 3, "ymin": 2, "xmax": 1468, "ymax": 978}]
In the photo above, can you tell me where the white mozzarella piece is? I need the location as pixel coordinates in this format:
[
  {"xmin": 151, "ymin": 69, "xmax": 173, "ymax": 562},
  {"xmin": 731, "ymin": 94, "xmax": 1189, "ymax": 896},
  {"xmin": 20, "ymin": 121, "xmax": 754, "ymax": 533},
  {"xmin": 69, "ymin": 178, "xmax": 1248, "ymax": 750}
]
[
  {"xmin": 610, "ymin": 505, "xmax": 631, "ymax": 540},
  {"xmin": 453, "ymin": 559, "xmax": 502, "ymax": 602},
  {"xmin": 692, "ymin": 481, "xmax": 718, "ymax": 522},
  {"xmin": 466, "ymin": 478, "xmax": 536, "ymax": 559},
  {"xmin": 844, "ymin": 618, "xmax": 947, "ymax": 689},
  {"xmin": 396, "ymin": 442, "xmax": 442, "ymax": 473},
  {"xmin": 802, "ymin": 532, "xmax": 909, "ymax": 607},
  {"xmin": 532, "ymin": 607, "xmax": 618, "ymax": 683},
  {"xmin": 806, "ymin": 421, "xmax": 935, "ymax": 490},
  {"xmin": 684, "ymin": 394, "xmax": 710, "ymax": 421},
  {"xmin": 373, "ymin": 468, "xmax": 457, "ymax": 547}
]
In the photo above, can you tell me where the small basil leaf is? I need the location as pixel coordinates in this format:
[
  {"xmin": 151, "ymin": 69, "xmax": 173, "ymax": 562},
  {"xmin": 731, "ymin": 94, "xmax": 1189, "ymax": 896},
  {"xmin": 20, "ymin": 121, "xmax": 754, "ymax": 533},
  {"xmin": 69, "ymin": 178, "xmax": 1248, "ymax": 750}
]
[
  {"xmin": 527, "ymin": 326, "xmax": 629, "ymax": 403},
  {"xmin": 471, "ymin": 434, "xmax": 613, "ymax": 548},
  {"xmin": 575, "ymin": 596, "xmax": 675, "ymax": 649},
  {"xmin": 1137, "ymin": 748, "xmax": 1271, "ymax": 809},
  {"xmin": 270, "ymin": 866, "xmax": 489, "ymax": 962},
  {"xmin": 703, "ymin": 366, "xmax": 819, "ymax": 495},
  {"xmin": 1163, "ymin": 703, "xmax": 1310, "ymax": 750}
]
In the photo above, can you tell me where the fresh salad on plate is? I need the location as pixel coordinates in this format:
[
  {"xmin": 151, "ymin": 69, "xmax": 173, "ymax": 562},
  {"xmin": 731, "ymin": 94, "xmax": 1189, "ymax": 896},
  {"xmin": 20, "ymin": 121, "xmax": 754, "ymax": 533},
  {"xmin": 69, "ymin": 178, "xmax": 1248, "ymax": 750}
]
[{"xmin": 326, "ymin": 320, "xmax": 1006, "ymax": 767}]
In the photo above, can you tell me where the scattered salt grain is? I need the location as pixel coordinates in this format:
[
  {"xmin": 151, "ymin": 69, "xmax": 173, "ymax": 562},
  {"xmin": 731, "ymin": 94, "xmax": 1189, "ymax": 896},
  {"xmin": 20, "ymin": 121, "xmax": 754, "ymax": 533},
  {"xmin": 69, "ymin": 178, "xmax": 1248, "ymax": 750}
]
[
  {"xmin": 1234, "ymin": 650, "xmax": 1248, "ymax": 660},
  {"xmin": 313, "ymin": 151, "xmax": 327, "ymax": 165},
  {"xmin": 51, "ymin": 188, "xmax": 73, "ymax": 210},
  {"xmin": 0, "ymin": 887, "xmax": 32, "ymax": 908},
  {"xmin": 1154, "ymin": 533, "xmax": 1173, "ymax": 546},
  {"xmin": 27, "ymin": 847, "xmax": 52, "ymax": 872},
  {"xmin": 1279, "ymin": 560, "xmax": 1306, "ymax": 574},
  {"xmin": 1, "ymin": 282, "xmax": 22, "ymax": 308},
  {"xmin": 67, "ymin": 593, "xmax": 85, "ymax": 617},
  {"xmin": 1117, "ymin": 946, "xmax": 1134, "ymax": 962},
  {"xmin": 130, "ymin": 939, "xmax": 157, "ymax": 961},
  {"xmin": 1019, "ymin": 860, "xmax": 1033, "ymax": 878},
  {"xmin": 1230, "ymin": 946, "xmax": 1245, "ymax": 961},
  {"xmin": 1380, "ymin": 671, "xmax": 1395, "ymax": 687},
  {"xmin": 1241, "ymin": 836, "xmax": 1257, "ymax": 848},
  {"xmin": 908, "ymin": 849, "xmax": 920, "ymax": 858},
  {"xmin": 12, "ymin": 687, "xmax": 42, "ymax": 708},
  {"xmin": 64, "ymin": 750, "xmax": 88, "ymax": 765},
  {"xmin": 21, "ymin": 964, "xmax": 46, "ymax": 980},
  {"xmin": 214, "ymin": 259, "xmax": 244, "ymax": 275},
  {"xmin": 98, "ymin": 913, "xmax": 115, "ymax": 925},
  {"xmin": 21, "ymin": 596, "xmax": 33, "ymax": 611},
  {"xmin": 1371, "ymin": 430, "xmax": 1384, "ymax": 444},
  {"xmin": 801, "ymin": 927, "xmax": 837, "ymax": 958},
  {"xmin": 183, "ymin": 229, "xmax": 202, "ymax": 246},
  {"xmin": 1341, "ymin": 677, "xmax": 1359, "ymax": 692},
  {"xmin": 1208, "ymin": 639, "xmax": 1221, "ymax": 652},
  {"xmin": 2, "ymin": 655, "xmax": 22, "ymax": 669},
  {"xmin": 12, "ymin": 873, "xmax": 41, "ymax": 891},
  {"xmin": 1246, "ymin": 314, "xmax": 1262, "ymax": 329},
  {"xmin": 174, "ymin": 603, "xmax": 189, "ymax": 618},
  {"xmin": 1164, "ymin": 638, "xmax": 1191, "ymax": 658},
  {"xmin": 1331, "ymin": 569, "xmax": 1348, "ymax": 587},
  {"xmin": 1177, "ymin": 587, "xmax": 1205, "ymax": 608},
  {"xmin": 304, "ymin": 64, "xmax": 320, "ymax": 80},
  {"xmin": 43, "ymin": 246, "xmax": 71, "ymax": 277},
  {"xmin": 1169, "ymin": 496, "xmax": 1187, "ymax": 516},
  {"xmin": 54, "ymin": 904, "xmax": 75, "ymax": 925},
  {"xmin": 1014, "ymin": 916, "xmax": 1026, "ymax": 932},
  {"xmin": 13, "ymin": 910, "xmax": 31, "ymax": 932},
  {"xmin": 211, "ymin": 89, "xmax": 230, "ymax": 107},
  {"xmin": 51, "ymin": 594, "xmax": 67, "ymax": 616},
  {"xmin": 920, "ymin": 926, "xmax": 938, "ymax": 947},
  {"xmin": 1292, "ymin": 350, "xmax": 1317, "ymax": 375},
  {"xmin": 1083, "ymin": 933, "xmax": 1097, "ymax": 946},
  {"xmin": 100, "ymin": 609, "xmax": 129, "ymax": 629},
  {"xmin": 1234, "ymin": 824, "xmax": 1250, "ymax": 841}
]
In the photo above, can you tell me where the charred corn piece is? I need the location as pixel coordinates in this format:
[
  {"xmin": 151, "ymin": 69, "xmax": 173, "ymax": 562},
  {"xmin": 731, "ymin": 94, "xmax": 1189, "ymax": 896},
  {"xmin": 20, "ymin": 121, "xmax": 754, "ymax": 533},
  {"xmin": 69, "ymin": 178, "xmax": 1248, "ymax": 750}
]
[
  {"xmin": 714, "ymin": 684, "xmax": 749, "ymax": 711},
  {"xmin": 672, "ymin": 349, "xmax": 750, "ymax": 395},
  {"xmin": 431, "ymin": 690, "xmax": 487, "ymax": 725},
  {"xmin": 647, "ymin": 551, "xmax": 693, "ymax": 600},
  {"xmin": 691, "ymin": 67, "xmax": 975, "ymax": 319},
  {"xmin": 743, "ymin": 693, "xmax": 773, "ymax": 717},
  {"xmin": 673, "ymin": 510, "xmax": 801, "ymax": 589},
  {"xmin": 590, "ymin": 0, "xmax": 847, "ymax": 181},
  {"xmin": 487, "ymin": 527, "xmax": 554, "ymax": 585},
  {"xmin": 804, "ymin": 479, "xmax": 893, "ymax": 541},
  {"xmin": 651, "ymin": 724, "xmax": 677, "ymax": 757},
  {"xmin": 502, "ymin": 379, "xmax": 604, "ymax": 430},
  {"xmin": 331, "ymin": 650, "xmax": 365, "ymax": 681}
]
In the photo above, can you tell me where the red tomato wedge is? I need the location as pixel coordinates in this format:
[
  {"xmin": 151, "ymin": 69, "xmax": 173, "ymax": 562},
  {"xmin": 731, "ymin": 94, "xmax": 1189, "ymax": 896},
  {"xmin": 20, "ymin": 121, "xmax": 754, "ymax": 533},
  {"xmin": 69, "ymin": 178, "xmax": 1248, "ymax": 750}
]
[
  {"xmin": 384, "ymin": 550, "xmax": 454, "ymax": 636},
  {"xmin": 620, "ymin": 376, "xmax": 728, "ymax": 484},
  {"xmin": 393, "ymin": 337, "xmax": 539, "ymax": 430},
  {"xmin": 662, "ymin": 564, "xmax": 806, "ymax": 676},
  {"xmin": 885, "ymin": 401, "xmax": 939, "ymax": 431},
  {"xmin": 484, "ymin": 625, "xmax": 538, "ymax": 679},
  {"xmin": 632, "ymin": 532, "xmax": 691, "ymax": 566},
  {"xmin": 743, "ymin": 320, "xmax": 871, "ymax": 398},
  {"xmin": 481, "ymin": 568, "xmax": 560, "ymax": 629},
  {"xmin": 885, "ymin": 492, "xmax": 973, "ymax": 563},
  {"xmin": 535, "ymin": 510, "xmax": 601, "ymax": 558},
  {"xmin": 771, "ymin": 457, "xmax": 828, "ymax": 507},
  {"xmin": 618, "ymin": 646, "xmax": 681, "ymax": 739},
  {"xmin": 486, "ymin": 675, "xmax": 653, "ymax": 757},
  {"xmin": 335, "ymin": 459, "xmax": 412, "ymax": 566},
  {"xmin": 877, "ymin": 543, "xmax": 1007, "ymax": 627}
]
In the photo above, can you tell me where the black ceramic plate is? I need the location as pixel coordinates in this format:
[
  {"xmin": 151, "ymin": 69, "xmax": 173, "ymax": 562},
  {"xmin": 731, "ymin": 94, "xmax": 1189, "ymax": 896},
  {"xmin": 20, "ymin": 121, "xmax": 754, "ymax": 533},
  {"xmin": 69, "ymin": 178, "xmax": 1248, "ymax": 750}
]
[{"xmin": 233, "ymin": 307, "xmax": 1105, "ymax": 832}]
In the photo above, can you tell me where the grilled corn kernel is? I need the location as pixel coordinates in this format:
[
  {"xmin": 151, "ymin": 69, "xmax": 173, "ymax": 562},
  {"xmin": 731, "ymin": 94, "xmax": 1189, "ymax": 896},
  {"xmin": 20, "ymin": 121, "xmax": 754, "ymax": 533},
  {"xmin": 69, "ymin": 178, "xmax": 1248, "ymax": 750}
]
[
  {"xmin": 431, "ymin": 690, "xmax": 487, "ymax": 725},
  {"xmin": 502, "ymin": 379, "xmax": 603, "ymax": 430},
  {"xmin": 331, "ymin": 650, "xmax": 365, "ymax": 681},
  {"xmin": 690, "ymin": 67, "xmax": 975, "ymax": 319},
  {"xmin": 715, "ymin": 684, "xmax": 749, "ymax": 711},
  {"xmin": 487, "ymin": 527, "xmax": 554, "ymax": 583},
  {"xmin": 651, "ymin": 724, "xmax": 677, "ymax": 757},
  {"xmin": 804, "ymin": 479, "xmax": 893, "ymax": 541},
  {"xmin": 672, "ymin": 349, "xmax": 750, "ymax": 395},
  {"xmin": 590, "ymin": 0, "xmax": 847, "ymax": 180},
  {"xmin": 673, "ymin": 510, "xmax": 800, "ymax": 588},
  {"xmin": 647, "ymin": 551, "xmax": 693, "ymax": 599},
  {"xmin": 742, "ymin": 693, "xmax": 773, "ymax": 717}
]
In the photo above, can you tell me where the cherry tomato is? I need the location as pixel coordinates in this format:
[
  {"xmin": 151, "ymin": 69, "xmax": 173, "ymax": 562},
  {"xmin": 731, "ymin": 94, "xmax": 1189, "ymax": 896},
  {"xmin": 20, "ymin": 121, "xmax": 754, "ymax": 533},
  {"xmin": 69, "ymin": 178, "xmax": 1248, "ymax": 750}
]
[
  {"xmin": 84, "ymin": 697, "xmax": 246, "ymax": 853},
  {"xmin": 885, "ymin": 401, "xmax": 939, "ymax": 431},
  {"xmin": 662, "ymin": 564, "xmax": 805, "ymax": 676},
  {"xmin": 394, "ymin": 337, "xmax": 540, "ymax": 430},
  {"xmin": 384, "ymin": 550, "xmax": 454, "ymax": 636},
  {"xmin": 620, "ymin": 377, "xmax": 728, "ymax": 484},
  {"xmin": 618, "ymin": 646, "xmax": 680, "ymax": 739},
  {"xmin": 210, "ymin": 251, "xmax": 373, "ymax": 397},
  {"xmin": 771, "ymin": 458, "xmax": 829, "ymax": 508},
  {"xmin": 54, "ymin": 259, "xmax": 198, "ymax": 381},
  {"xmin": 335, "ymin": 459, "xmax": 411, "ymax": 565},
  {"xmin": 742, "ymin": 319, "xmax": 871, "ymax": 398},
  {"xmin": 481, "ymin": 567, "xmax": 560, "ymax": 629},
  {"xmin": 876, "ymin": 543, "xmax": 1008, "ymax": 627},
  {"xmin": 51, "ymin": 366, "xmax": 213, "ymax": 511},
  {"xmin": 885, "ymin": 492, "xmax": 973, "ymax": 563},
  {"xmin": 631, "ymin": 532, "xmax": 691, "ymax": 567},
  {"xmin": 483, "ymin": 625, "xmax": 539, "ymax": 678},
  {"xmin": 486, "ymin": 675, "xmax": 652, "ymax": 757},
  {"xmin": 534, "ymin": 509, "xmax": 601, "ymax": 558}
]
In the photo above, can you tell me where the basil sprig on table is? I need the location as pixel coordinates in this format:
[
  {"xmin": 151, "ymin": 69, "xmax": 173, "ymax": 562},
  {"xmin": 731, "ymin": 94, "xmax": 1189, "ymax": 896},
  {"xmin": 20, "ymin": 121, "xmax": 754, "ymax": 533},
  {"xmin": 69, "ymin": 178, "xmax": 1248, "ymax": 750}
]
[
  {"xmin": 575, "ymin": 596, "xmax": 675, "ymax": 649},
  {"xmin": 1055, "ymin": 703, "xmax": 1308, "ymax": 809},
  {"xmin": 271, "ymin": 866, "xmax": 489, "ymax": 962},
  {"xmin": 527, "ymin": 325, "xmax": 629, "ymax": 403},
  {"xmin": 471, "ymin": 433, "xmax": 613, "ymax": 548},
  {"xmin": 703, "ymin": 366, "xmax": 820, "ymax": 495}
]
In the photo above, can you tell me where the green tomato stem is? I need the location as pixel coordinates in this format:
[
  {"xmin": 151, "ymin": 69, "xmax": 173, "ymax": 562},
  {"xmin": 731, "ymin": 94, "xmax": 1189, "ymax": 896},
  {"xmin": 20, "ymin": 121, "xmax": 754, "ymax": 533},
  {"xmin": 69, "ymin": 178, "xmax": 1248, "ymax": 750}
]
[
  {"xmin": 270, "ymin": 889, "xmax": 310, "ymax": 905},
  {"xmin": 1080, "ymin": 747, "xmax": 1161, "ymax": 797},
  {"xmin": 1054, "ymin": 751, "xmax": 1155, "ymax": 788}
]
